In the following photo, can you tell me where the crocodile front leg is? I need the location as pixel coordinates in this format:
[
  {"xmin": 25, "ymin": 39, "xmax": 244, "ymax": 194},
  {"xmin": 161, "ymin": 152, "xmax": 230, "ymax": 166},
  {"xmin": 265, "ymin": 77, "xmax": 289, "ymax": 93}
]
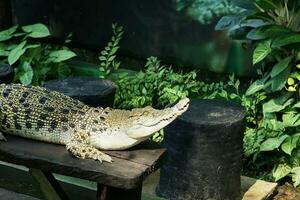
[{"xmin": 66, "ymin": 130, "xmax": 112, "ymax": 163}]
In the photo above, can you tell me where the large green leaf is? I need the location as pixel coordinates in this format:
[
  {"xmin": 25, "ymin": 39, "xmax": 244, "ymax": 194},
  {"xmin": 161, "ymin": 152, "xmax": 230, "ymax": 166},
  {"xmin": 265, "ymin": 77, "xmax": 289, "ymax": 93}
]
[
  {"xmin": 247, "ymin": 28, "xmax": 268, "ymax": 40},
  {"xmin": 272, "ymin": 34, "xmax": 300, "ymax": 48},
  {"xmin": 0, "ymin": 25, "xmax": 18, "ymax": 42},
  {"xmin": 245, "ymin": 73, "xmax": 271, "ymax": 96},
  {"xmin": 273, "ymin": 164, "xmax": 292, "ymax": 182},
  {"xmin": 8, "ymin": 40, "xmax": 27, "ymax": 65},
  {"xmin": 47, "ymin": 50, "xmax": 76, "ymax": 63},
  {"xmin": 282, "ymin": 112, "xmax": 300, "ymax": 127},
  {"xmin": 270, "ymin": 56, "xmax": 292, "ymax": 78},
  {"xmin": 253, "ymin": 40, "xmax": 272, "ymax": 64},
  {"xmin": 247, "ymin": 25, "xmax": 293, "ymax": 40},
  {"xmin": 256, "ymin": 0, "xmax": 281, "ymax": 10},
  {"xmin": 262, "ymin": 94, "xmax": 293, "ymax": 114},
  {"xmin": 18, "ymin": 61, "xmax": 33, "ymax": 85},
  {"xmin": 292, "ymin": 167, "xmax": 300, "ymax": 187},
  {"xmin": 22, "ymin": 23, "xmax": 50, "ymax": 38},
  {"xmin": 281, "ymin": 133, "xmax": 300, "ymax": 155},
  {"xmin": 270, "ymin": 66, "xmax": 291, "ymax": 91},
  {"xmin": 260, "ymin": 135, "xmax": 288, "ymax": 151}
]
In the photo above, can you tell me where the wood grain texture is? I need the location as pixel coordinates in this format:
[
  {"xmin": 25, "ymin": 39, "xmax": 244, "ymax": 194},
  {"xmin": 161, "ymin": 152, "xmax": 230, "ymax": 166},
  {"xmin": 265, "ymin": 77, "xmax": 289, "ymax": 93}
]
[{"xmin": 0, "ymin": 135, "xmax": 166, "ymax": 189}]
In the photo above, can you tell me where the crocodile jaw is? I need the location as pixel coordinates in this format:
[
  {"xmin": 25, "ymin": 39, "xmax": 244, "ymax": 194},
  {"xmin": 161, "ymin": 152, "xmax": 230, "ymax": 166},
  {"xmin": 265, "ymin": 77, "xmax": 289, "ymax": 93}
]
[{"xmin": 126, "ymin": 98, "xmax": 189, "ymax": 139}]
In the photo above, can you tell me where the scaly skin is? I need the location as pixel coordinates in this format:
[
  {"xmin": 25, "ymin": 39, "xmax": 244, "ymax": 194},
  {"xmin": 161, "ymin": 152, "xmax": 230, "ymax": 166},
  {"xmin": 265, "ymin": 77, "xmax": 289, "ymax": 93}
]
[{"xmin": 0, "ymin": 84, "xmax": 189, "ymax": 163}]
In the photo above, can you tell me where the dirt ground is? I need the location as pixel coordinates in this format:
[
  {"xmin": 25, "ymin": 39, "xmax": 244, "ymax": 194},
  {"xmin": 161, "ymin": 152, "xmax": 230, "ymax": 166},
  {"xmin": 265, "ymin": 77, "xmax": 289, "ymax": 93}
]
[{"xmin": 273, "ymin": 183, "xmax": 300, "ymax": 200}]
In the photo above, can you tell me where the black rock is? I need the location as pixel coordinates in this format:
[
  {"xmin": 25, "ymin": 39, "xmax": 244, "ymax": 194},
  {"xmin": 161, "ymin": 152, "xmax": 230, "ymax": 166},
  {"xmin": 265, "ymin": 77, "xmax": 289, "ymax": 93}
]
[
  {"xmin": 0, "ymin": 63, "xmax": 14, "ymax": 84},
  {"xmin": 43, "ymin": 77, "xmax": 116, "ymax": 108},
  {"xmin": 156, "ymin": 99, "xmax": 246, "ymax": 200}
]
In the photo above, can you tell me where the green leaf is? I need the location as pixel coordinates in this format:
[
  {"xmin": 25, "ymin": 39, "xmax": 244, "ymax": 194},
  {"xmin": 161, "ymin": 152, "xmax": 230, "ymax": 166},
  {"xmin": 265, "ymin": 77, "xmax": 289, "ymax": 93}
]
[
  {"xmin": 293, "ymin": 101, "xmax": 300, "ymax": 108},
  {"xmin": 262, "ymin": 93, "xmax": 293, "ymax": 114},
  {"xmin": 8, "ymin": 40, "xmax": 27, "ymax": 65},
  {"xmin": 18, "ymin": 61, "xmax": 33, "ymax": 85},
  {"xmin": 22, "ymin": 23, "xmax": 50, "ymax": 38},
  {"xmin": 281, "ymin": 134, "xmax": 300, "ymax": 155},
  {"xmin": 245, "ymin": 74, "xmax": 270, "ymax": 96},
  {"xmin": 273, "ymin": 164, "xmax": 291, "ymax": 182},
  {"xmin": 256, "ymin": 0, "xmax": 281, "ymax": 10},
  {"xmin": 246, "ymin": 28, "xmax": 267, "ymax": 40},
  {"xmin": 253, "ymin": 40, "xmax": 272, "ymax": 64},
  {"xmin": 282, "ymin": 113, "xmax": 300, "ymax": 127},
  {"xmin": 47, "ymin": 50, "xmax": 76, "ymax": 63},
  {"xmin": 272, "ymin": 34, "xmax": 300, "ymax": 48},
  {"xmin": 270, "ymin": 66, "xmax": 291, "ymax": 91},
  {"xmin": 260, "ymin": 135, "xmax": 288, "ymax": 151},
  {"xmin": 270, "ymin": 56, "xmax": 293, "ymax": 78},
  {"xmin": 247, "ymin": 25, "xmax": 293, "ymax": 40},
  {"xmin": 245, "ymin": 80, "xmax": 264, "ymax": 96},
  {"xmin": 291, "ymin": 167, "xmax": 300, "ymax": 187},
  {"xmin": 99, "ymin": 56, "xmax": 106, "ymax": 61},
  {"xmin": 0, "ymin": 25, "xmax": 18, "ymax": 42},
  {"xmin": 25, "ymin": 44, "xmax": 40, "ymax": 50}
]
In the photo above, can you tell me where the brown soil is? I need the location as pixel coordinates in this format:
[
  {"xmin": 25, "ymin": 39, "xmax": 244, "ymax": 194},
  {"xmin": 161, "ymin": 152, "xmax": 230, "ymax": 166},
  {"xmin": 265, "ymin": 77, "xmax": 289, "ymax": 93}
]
[{"xmin": 273, "ymin": 183, "xmax": 300, "ymax": 200}]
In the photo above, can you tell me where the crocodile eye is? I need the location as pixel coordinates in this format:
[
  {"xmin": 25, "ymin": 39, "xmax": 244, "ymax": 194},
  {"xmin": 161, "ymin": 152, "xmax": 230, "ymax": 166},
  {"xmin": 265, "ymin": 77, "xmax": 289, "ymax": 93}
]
[{"xmin": 142, "ymin": 111, "xmax": 149, "ymax": 116}]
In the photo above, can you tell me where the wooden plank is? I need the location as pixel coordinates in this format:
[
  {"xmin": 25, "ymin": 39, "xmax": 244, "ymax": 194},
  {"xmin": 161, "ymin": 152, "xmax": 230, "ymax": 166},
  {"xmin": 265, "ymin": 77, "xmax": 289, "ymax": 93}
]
[
  {"xmin": 97, "ymin": 183, "xmax": 142, "ymax": 200},
  {"xmin": 0, "ymin": 135, "xmax": 166, "ymax": 189}
]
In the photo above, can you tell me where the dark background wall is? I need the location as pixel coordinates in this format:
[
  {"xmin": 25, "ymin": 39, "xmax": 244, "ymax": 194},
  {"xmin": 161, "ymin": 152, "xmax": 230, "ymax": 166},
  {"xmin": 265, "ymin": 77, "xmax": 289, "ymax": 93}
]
[{"xmin": 7, "ymin": 0, "xmax": 252, "ymax": 76}]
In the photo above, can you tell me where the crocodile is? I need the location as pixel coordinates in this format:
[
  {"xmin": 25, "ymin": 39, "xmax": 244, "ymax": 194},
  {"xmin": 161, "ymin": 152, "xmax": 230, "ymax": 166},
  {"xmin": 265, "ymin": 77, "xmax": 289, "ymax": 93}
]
[{"xmin": 0, "ymin": 84, "xmax": 189, "ymax": 163}]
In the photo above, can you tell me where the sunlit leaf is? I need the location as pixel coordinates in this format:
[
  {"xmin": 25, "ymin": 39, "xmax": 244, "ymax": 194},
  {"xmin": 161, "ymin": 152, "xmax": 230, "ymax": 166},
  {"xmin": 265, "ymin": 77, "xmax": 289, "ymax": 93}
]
[
  {"xmin": 270, "ymin": 56, "xmax": 292, "ymax": 78},
  {"xmin": 260, "ymin": 135, "xmax": 288, "ymax": 151},
  {"xmin": 18, "ymin": 61, "xmax": 33, "ymax": 85},
  {"xmin": 47, "ymin": 50, "xmax": 76, "ymax": 63},
  {"xmin": 292, "ymin": 167, "xmax": 300, "ymax": 187},
  {"xmin": 253, "ymin": 40, "xmax": 272, "ymax": 64},
  {"xmin": 22, "ymin": 23, "xmax": 50, "ymax": 38},
  {"xmin": 8, "ymin": 40, "xmax": 27, "ymax": 65},
  {"xmin": 0, "ymin": 25, "xmax": 18, "ymax": 42},
  {"xmin": 273, "ymin": 164, "xmax": 291, "ymax": 182}
]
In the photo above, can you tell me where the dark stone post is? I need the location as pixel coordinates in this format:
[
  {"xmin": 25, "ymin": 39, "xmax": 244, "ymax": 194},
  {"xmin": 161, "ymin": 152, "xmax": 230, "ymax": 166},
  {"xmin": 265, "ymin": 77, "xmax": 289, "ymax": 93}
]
[
  {"xmin": 156, "ymin": 99, "xmax": 245, "ymax": 200},
  {"xmin": 44, "ymin": 77, "xmax": 116, "ymax": 107},
  {"xmin": 0, "ymin": 63, "xmax": 14, "ymax": 84}
]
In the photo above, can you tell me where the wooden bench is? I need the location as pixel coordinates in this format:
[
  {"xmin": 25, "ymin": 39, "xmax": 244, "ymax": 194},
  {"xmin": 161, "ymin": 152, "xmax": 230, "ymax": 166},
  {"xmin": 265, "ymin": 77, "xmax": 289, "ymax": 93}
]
[{"xmin": 0, "ymin": 135, "xmax": 166, "ymax": 200}]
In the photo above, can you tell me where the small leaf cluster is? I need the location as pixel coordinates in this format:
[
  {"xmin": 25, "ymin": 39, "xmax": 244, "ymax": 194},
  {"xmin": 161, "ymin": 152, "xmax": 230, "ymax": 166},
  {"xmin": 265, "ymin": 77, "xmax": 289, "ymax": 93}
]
[
  {"xmin": 0, "ymin": 23, "xmax": 76, "ymax": 85},
  {"xmin": 99, "ymin": 23, "xmax": 123, "ymax": 78},
  {"xmin": 217, "ymin": 0, "xmax": 300, "ymax": 186}
]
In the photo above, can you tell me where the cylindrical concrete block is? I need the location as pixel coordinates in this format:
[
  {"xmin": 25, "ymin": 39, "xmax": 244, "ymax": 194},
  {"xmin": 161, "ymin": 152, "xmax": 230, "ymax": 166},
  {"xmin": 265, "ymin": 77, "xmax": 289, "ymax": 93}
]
[
  {"xmin": 44, "ymin": 76, "xmax": 116, "ymax": 107},
  {"xmin": 156, "ymin": 99, "xmax": 245, "ymax": 200},
  {"xmin": 0, "ymin": 63, "xmax": 14, "ymax": 84}
]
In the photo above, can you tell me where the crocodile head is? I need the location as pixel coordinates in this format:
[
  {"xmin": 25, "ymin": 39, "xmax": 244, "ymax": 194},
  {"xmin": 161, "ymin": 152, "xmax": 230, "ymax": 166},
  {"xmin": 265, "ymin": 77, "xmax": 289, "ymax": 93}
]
[
  {"xmin": 89, "ymin": 98, "xmax": 190, "ymax": 150},
  {"xmin": 124, "ymin": 97, "xmax": 190, "ymax": 139}
]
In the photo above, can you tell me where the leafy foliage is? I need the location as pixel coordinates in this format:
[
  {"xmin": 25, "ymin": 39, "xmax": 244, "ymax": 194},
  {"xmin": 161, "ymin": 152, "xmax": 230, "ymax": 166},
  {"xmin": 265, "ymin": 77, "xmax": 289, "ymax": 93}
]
[
  {"xmin": 217, "ymin": 0, "xmax": 300, "ymax": 186},
  {"xmin": 114, "ymin": 56, "xmax": 241, "ymax": 142},
  {"xmin": 99, "ymin": 23, "xmax": 123, "ymax": 78},
  {"xmin": 0, "ymin": 23, "xmax": 76, "ymax": 85},
  {"xmin": 175, "ymin": 0, "xmax": 242, "ymax": 24}
]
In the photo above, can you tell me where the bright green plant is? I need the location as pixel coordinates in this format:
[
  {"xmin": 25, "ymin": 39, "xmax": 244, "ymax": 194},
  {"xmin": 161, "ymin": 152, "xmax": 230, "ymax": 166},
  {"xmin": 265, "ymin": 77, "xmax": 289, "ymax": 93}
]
[
  {"xmin": 115, "ymin": 56, "xmax": 198, "ymax": 109},
  {"xmin": 98, "ymin": 23, "xmax": 123, "ymax": 78},
  {"xmin": 0, "ymin": 23, "xmax": 76, "ymax": 85},
  {"xmin": 217, "ymin": 0, "xmax": 300, "ymax": 185},
  {"xmin": 114, "ymin": 56, "xmax": 242, "ymax": 142}
]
